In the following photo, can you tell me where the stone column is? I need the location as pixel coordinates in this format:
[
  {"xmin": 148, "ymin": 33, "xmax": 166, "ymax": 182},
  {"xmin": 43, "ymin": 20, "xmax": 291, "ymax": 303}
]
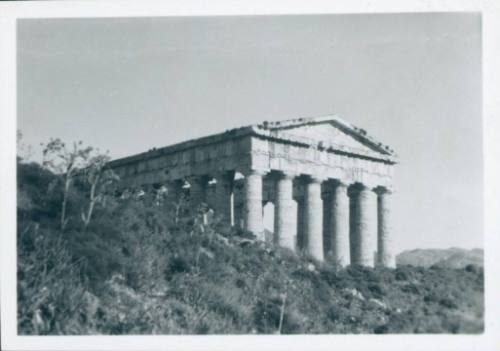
[
  {"xmin": 350, "ymin": 184, "xmax": 376, "ymax": 267},
  {"xmin": 274, "ymin": 173, "xmax": 296, "ymax": 251},
  {"xmin": 188, "ymin": 175, "xmax": 208, "ymax": 209},
  {"xmin": 375, "ymin": 187, "xmax": 396, "ymax": 268},
  {"xmin": 296, "ymin": 197, "xmax": 305, "ymax": 250},
  {"xmin": 304, "ymin": 176, "xmax": 324, "ymax": 261},
  {"xmin": 215, "ymin": 171, "xmax": 234, "ymax": 226},
  {"xmin": 327, "ymin": 180, "xmax": 350, "ymax": 267},
  {"xmin": 244, "ymin": 170, "xmax": 266, "ymax": 239}
]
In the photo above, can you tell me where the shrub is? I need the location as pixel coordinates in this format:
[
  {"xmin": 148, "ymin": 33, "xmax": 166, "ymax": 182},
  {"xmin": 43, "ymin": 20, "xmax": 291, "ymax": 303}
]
[
  {"xmin": 439, "ymin": 297, "xmax": 458, "ymax": 309},
  {"xmin": 367, "ymin": 283, "xmax": 385, "ymax": 298},
  {"xmin": 373, "ymin": 324, "xmax": 389, "ymax": 334},
  {"xmin": 326, "ymin": 304, "xmax": 342, "ymax": 322},
  {"xmin": 17, "ymin": 227, "xmax": 89, "ymax": 334},
  {"xmin": 401, "ymin": 283, "xmax": 420, "ymax": 294},
  {"xmin": 424, "ymin": 293, "xmax": 439, "ymax": 304},
  {"xmin": 464, "ymin": 264, "xmax": 478, "ymax": 273},
  {"xmin": 395, "ymin": 270, "xmax": 409, "ymax": 281},
  {"xmin": 167, "ymin": 256, "xmax": 191, "ymax": 275}
]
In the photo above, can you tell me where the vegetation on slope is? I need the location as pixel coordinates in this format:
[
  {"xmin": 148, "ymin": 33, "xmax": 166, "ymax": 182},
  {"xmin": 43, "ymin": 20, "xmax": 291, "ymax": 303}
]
[{"xmin": 17, "ymin": 153, "xmax": 484, "ymax": 335}]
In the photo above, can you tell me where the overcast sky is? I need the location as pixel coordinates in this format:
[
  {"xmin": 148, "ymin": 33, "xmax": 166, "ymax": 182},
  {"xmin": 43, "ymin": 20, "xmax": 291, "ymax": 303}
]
[{"xmin": 17, "ymin": 13, "xmax": 482, "ymax": 253}]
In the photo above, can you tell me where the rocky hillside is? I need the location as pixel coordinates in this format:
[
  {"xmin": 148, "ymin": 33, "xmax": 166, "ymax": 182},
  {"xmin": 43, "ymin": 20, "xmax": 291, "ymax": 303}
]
[
  {"xmin": 17, "ymin": 161, "xmax": 484, "ymax": 335},
  {"xmin": 396, "ymin": 248, "xmax": 483, "ymax": 268}
]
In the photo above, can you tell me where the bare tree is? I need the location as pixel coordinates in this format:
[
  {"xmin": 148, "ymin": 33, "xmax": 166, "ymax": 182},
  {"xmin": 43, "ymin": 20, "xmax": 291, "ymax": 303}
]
[
  {"xmin": 42, "ymin": 139, "xmax": 93, "ymax": 231},
  {"xmin": 17, "ymin": 130, "xmax": 34, "ymax": 162},
  {"xmin": 80, "ymin": 153, "xmax": 119, "ymax": 231}
]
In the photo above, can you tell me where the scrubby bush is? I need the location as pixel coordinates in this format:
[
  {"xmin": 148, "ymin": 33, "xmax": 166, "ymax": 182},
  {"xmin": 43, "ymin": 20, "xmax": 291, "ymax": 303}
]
[{"xmin": 17, "ymin": 225, "xmax": 90, "ymax": 334}]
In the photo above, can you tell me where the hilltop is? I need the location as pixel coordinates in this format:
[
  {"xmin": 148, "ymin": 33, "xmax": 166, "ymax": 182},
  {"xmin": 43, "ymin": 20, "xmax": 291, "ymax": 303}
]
[{"xmin": 397, "ymin": 248, "xmax": 483, "ymax": 269}]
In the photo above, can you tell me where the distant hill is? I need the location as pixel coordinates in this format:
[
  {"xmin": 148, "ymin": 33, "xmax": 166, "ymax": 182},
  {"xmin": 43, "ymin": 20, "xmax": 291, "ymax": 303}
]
[{"xmin": 397, "ymin": 248, "xmax": 483, "ymax": 268}]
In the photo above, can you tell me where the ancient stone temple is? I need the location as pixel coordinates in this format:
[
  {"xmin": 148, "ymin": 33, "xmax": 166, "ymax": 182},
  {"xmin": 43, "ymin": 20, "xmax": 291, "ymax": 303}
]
[{"xmin": 109, "ymin": 115, "xmax": 398, "ymax": 268}]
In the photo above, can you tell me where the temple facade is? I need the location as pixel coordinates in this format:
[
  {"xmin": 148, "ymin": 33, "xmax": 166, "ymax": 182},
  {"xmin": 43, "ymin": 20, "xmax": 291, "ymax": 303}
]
[{"xmin": 109, "ymin": 115, "xmax": 398, "ymax": 268}]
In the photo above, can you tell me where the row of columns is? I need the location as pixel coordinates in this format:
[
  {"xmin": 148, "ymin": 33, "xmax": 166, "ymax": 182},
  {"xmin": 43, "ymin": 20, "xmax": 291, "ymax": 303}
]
[
  {"xmin": 167, "ymin": 170, "xmax": 395, "ymax": 268},
  {"xmin": 246, "ymin": 172, "xmax": 394, "ymax": 268}
]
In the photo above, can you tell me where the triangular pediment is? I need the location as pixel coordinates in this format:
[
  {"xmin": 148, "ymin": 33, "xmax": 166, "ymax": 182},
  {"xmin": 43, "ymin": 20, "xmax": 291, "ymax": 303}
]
[{"xmin": 255, "ymin": 115, "xmax": 396, "ymax": 161}]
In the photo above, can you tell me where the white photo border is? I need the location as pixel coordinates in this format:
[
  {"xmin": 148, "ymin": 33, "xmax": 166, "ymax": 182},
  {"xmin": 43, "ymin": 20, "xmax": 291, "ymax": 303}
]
[{"xmin": 1, "ymin": 1, "xmax": 499, "ymax": 350}]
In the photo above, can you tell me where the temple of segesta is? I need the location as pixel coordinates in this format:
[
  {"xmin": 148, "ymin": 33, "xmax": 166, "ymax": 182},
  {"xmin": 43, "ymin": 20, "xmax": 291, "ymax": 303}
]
[{"xmin": 109, "ymin": 115, "xmax": 398, "ymax": 268}]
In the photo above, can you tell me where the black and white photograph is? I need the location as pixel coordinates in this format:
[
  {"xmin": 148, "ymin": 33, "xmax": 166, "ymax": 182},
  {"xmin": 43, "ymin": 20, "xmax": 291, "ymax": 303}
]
[{"xmin": 1, "ymin": 1, "xmax": 500, "ymax": 351}]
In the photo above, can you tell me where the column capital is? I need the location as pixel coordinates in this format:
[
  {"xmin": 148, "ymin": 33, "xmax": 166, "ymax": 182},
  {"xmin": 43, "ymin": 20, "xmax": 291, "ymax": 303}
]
[
  {"xmin": 348, "ymin": 182, "xmax": 370, "ymax": 196},
  {"xmin": 373, "ymin": 186, "xmax": 394, "ymax": 195},
  {"xmin": 276, "ymin": 171, "xmax": 299, "ymax": 180},
  {"xmin": 331, "ymin": 179, "xmax": 351, "ymax": 189},
  {"xmin": 307, "ymin": 174, "xmax": 326, "ymax": 184},
  {"xmin": 242, "ymin": 168, "xmax": 268, "ymax": 177}
]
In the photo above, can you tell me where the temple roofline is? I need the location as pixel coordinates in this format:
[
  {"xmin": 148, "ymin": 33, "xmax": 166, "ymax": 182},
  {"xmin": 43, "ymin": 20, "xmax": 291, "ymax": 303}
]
[
  {"xmin": 108, "ymin": 114, "xmax": 398, "ymax": 168},
  {"xmin": 256, "ymin": 115, "xmax": 397, "ymax": 157}
]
